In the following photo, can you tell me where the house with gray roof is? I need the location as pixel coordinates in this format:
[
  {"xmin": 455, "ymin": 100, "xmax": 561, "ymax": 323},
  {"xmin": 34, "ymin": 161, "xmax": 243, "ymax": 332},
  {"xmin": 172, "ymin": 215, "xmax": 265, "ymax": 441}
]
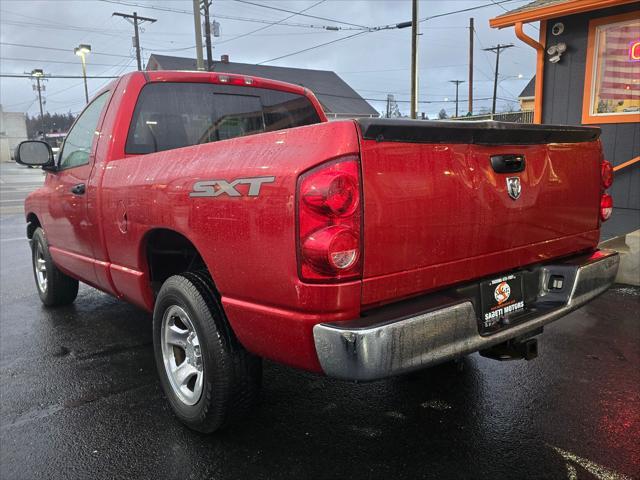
[
  {"xmin": 518, "ymin": 76, "xmax": 536, "ymax": 112},
  {"xmin": 146, "ymin": 54, "xmax": 378, "ymax": 120}
]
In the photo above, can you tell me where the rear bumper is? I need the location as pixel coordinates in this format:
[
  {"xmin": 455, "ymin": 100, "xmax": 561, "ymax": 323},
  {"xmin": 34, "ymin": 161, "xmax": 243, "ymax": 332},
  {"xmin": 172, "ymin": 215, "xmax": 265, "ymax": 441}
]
[{"xmin": 313, "ymin": 250, "xmax": 619, "ymax": 381}]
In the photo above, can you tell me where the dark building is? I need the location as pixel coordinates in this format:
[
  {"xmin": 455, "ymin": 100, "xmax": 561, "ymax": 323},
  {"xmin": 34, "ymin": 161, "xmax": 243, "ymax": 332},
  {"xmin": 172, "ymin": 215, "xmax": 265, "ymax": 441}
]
[
  {"xmin": 491, "ymin": 0, "xmax": 639, "ymax": 239},
  {"xmin": 146, "ymin": 54, "xmax": 378, "ymax": 120}
]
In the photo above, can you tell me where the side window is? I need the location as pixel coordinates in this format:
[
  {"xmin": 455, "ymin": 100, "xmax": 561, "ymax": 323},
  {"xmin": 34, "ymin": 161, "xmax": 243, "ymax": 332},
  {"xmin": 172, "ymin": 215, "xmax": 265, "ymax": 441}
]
[{"xmin": 58, "ymin": 92, "xmax": 110, "ymax": 169}]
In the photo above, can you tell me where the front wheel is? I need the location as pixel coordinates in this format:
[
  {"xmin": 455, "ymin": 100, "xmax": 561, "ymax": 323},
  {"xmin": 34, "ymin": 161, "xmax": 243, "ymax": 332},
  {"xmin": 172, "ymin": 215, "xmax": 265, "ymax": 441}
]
[
  {"xmin": 31, "ymin": 227, "xmax": 79, "ymax": 307},
  {"xmin": 153, "ymin": 272, "xmax": 262, "ymax": 433}
]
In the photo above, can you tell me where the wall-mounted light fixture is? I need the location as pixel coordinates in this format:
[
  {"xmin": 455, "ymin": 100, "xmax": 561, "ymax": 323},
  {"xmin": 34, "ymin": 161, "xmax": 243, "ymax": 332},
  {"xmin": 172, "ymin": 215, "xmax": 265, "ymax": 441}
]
[
  {"xmin": 547, "ymin": 42, "xmax": 567, "ymax": 63},
  {"xmin": 551, "ymin": 22, "xmax": 564, "ymax": 36}
]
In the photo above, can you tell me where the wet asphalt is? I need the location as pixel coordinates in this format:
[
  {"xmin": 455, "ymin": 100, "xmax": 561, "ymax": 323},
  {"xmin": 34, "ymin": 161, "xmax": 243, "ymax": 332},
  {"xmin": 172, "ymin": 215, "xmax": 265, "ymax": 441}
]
[{"xmin": 1, "ymin": 178, "xmax": 639, "ymax": 479}]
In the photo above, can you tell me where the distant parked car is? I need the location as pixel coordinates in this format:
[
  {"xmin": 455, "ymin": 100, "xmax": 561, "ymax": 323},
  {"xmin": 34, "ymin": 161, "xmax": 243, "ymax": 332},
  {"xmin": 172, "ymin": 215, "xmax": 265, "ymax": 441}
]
[{"xmin": 44, "ymin": 132, "xmax": 66, "ymax": 157}]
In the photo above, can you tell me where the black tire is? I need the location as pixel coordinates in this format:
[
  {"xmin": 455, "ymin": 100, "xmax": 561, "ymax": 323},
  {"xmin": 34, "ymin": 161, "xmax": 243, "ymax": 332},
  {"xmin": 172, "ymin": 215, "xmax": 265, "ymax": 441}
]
[
  {"xmin": 153, "ymin": 271, "xmax": 262, "ymax": 433},
  {"xmin": 31, "ymin": 227, "xmax": 79, "ymax": 307}
]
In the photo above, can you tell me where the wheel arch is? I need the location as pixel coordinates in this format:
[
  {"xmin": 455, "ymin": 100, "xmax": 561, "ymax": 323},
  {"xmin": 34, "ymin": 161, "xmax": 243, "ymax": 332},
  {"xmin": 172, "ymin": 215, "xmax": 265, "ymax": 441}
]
[
  {"xmin": 141, "ymin": 227, "xmax": 219, "ymax": 299},
  {"xmin": 26, "ymin": 212, "xmax": 41, "ymax": 239}
]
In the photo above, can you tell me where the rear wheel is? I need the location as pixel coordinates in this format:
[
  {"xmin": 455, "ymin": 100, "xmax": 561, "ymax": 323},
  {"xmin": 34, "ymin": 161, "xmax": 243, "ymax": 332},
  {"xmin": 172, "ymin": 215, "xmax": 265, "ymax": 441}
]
[
  {"xmin": 31, "ymin": 228, "xmax": 79, "ymax": 307},
  {"xmin": 153, "ymin": 271, "xmax": 262, "ymax": 433}
]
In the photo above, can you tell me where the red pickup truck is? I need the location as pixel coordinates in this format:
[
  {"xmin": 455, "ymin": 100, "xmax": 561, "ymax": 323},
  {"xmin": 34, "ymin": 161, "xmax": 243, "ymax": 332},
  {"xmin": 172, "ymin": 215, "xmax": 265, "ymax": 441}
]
[{"xmin": 16, "ymin": 70, "xmax": 619, "ymax": 433}]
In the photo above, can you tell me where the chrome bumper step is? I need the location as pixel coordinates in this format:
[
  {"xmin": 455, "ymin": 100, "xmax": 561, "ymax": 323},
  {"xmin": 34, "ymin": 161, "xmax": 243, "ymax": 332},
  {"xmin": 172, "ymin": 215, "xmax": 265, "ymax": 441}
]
[{"xmin": 313, "ymin": 250, "xmax": 619, "ymax": 381}]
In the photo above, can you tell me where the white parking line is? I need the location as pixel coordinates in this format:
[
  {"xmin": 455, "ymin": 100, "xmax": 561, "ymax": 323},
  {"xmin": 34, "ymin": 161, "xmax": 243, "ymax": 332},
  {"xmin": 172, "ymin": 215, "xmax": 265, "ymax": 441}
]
[
  {"xmin": 550, "ymin": 445, "xmax": 632, "ymax": 480},
  {"xmin": 0, "ymin": 237, "xmax": 26, "ymax": 242}
]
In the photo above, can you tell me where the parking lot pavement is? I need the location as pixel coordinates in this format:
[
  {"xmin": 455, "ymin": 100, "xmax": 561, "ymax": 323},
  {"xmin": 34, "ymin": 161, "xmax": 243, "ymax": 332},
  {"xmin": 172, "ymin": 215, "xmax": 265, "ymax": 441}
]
[
  {"xmin": 0, "ymin": 212, "xmax": 638, "ymax": 480},
  {"xmin": 0, "ymin": 162, "xmax": 46, "ymax": 215}
]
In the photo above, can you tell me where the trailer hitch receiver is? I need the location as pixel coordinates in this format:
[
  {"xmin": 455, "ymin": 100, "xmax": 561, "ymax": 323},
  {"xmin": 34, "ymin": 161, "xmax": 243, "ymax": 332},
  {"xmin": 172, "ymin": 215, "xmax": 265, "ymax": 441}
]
[{"xmin": 480, "ymin": 336, "xmax": 539, "ymax": 361}]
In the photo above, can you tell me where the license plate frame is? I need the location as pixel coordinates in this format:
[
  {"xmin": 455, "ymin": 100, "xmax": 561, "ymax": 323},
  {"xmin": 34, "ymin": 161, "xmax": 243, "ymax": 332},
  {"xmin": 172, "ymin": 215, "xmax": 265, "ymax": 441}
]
[{"xmin": 480, "ymin": 272, "xmax": 526, "ymax": 333}]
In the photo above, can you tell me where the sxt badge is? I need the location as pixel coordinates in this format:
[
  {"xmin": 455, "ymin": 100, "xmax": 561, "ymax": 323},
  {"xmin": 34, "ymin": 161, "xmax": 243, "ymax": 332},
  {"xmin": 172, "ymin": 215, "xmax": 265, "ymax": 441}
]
[{"xmin": 190, "ymin": 176, "xmax": 275, "ymax": 198}]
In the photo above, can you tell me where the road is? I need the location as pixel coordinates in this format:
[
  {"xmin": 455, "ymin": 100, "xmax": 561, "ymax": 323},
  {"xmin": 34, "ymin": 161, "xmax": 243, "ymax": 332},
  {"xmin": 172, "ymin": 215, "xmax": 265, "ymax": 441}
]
[
  {"xmin": 0, "ymin": 162, "xmax": 46, "ymax": 215},
  {"xmin": 0, "ymin": 168, "xmax": 638, "ymax": 479}
]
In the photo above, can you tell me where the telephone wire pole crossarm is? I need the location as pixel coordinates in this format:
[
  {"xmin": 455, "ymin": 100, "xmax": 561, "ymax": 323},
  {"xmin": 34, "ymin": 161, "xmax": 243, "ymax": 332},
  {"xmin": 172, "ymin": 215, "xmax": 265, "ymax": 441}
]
[
  {"xmin": 112, "ymin": 11, "xmax": 157, "ymax": 71},
  {"xmin": 483, "ymin": 43, "xmax": 514, "ymax": 116}
]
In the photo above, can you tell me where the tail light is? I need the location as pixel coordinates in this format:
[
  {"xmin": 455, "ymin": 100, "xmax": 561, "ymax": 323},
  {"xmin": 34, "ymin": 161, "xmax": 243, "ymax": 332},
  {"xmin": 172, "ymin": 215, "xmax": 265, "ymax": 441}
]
[
  {"xmin": 600, "ymin": 193, "xmax": 613, "ymax": 221},
  {"xmin": 600, "ymin": 159, "xmax": 614, "ymax": 222},
  {"xmin": 297, "ymin": 156, "xmax": 362, "ymax": 282},
  {"xmin": 601, "ymin": 160, "xmax": 613, "ymax": 189}
]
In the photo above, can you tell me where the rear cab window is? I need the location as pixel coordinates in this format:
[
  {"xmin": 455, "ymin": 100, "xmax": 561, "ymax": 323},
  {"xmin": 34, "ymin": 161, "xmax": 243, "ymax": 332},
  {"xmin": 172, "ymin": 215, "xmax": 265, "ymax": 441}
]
[{"xmin": 125, "ymin": 82, "xmax": 322, "ymax": 154}]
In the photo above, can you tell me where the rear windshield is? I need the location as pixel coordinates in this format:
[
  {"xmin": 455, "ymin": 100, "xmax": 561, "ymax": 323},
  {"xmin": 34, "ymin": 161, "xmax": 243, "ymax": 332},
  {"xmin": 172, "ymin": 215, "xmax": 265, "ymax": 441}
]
[{"xmin": 126, "ymin": 82, "xmax": 322, "ymax": 154}]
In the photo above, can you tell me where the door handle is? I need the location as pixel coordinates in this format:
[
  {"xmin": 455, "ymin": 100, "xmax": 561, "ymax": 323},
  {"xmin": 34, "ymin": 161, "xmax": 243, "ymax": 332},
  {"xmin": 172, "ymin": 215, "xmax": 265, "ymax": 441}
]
[
  {"xmin": 490, "ymin": 154, "xmax": 526, "ymax": 173},
  {"xmin": 71, "ymin": 183, "xmax": 86, "ymax": 195}
]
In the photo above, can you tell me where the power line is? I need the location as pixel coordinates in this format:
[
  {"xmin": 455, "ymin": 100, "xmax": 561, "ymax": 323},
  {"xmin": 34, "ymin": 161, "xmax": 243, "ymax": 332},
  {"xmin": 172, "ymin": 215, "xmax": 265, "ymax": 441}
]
[
  {"xmin": 1, "ymin": 57, "xmax": 128, "ymax": 68},
  {"xmin": 0, "ymin": 8, "xmax": 133, "ymax": 40},
  {"xmin": 0, "ymin": 42, "xmax": 132, "ymax": 58},
  {"xmin": 371, "ymin": 0, "xmax": 524, "ymax": 31},
  {"xmin": 1, "ymin": 74, "xmax": 120, "ymax": 79},
  {"xmin": 232, "ymin": 0, "xmax": 368, "ymax": 29},
  {"xmin": 258, "ymin": 30, "xmax": 370, "ymax": 65},
  {"xmin": 257, "ymin": 0, "xmax": 531, "ymax": 66},
  {"xmin": 421, "ymin": 0, "xmax": 522, "ymax": 22},
  {"xmin": 145, "ymin": 44, "xmax": 196, "ymax": 53},
  {"xmin": 218, "ymin": 0, "xmax": 326, "ymax": 45},
  {"xmin": 489, "ymin": 0, "xmax": 539, "ymax": 30},
  {"xmin": 4, "ymin": 98, "xmax": 37, "ymax": 110},
  {"xmin": 98, "ymin": 0, "xmax": 358, "ymax": 31},
  {"xmin": 0, "ymin": 19, "xmax": 130, "ymax": 39},
  {"xmin": 337, "ymin": 64, "xmax": 468, "ymax": 74},
  {"xmin": 41, "ymin": 57, "xmax": 135, "ymax": 100}
]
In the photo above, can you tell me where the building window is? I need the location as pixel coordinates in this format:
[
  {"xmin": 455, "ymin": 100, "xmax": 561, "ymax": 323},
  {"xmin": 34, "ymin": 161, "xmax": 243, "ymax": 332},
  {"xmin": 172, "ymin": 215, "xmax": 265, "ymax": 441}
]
[{"xmin": 582, "ymin": 12, "xmax": 640, "ymax": 125}]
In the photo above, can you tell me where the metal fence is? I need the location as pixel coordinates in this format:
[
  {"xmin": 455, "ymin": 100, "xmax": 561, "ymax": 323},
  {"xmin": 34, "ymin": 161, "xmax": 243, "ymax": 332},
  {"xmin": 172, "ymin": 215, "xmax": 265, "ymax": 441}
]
[
  {"xmin": 451, "ymin": 110, "xmax": 534, "ymax": 123},
  {"xmin": 325, "ymin": 113, "xmax": 379, "ymax": 120}
]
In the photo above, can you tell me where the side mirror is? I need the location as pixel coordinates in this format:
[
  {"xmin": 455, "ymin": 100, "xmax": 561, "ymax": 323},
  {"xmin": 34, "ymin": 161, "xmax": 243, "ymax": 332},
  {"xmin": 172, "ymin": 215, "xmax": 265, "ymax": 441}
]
[{"xmin": 15, "ymin": 141, "xmax": 55, "ymax": 169}]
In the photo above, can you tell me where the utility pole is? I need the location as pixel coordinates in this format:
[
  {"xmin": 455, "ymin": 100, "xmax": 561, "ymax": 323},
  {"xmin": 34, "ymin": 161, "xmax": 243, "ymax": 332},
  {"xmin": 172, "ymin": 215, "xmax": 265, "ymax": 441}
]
[
  {"xmin": 113, "ymin": 12, "xmax": 157, "ymax": 71},
  {"xmin": 386, "ymin": 94, "xmax": 391, "ymax": 118},
  {"xmin": 410, "ymin": 0, "xmax": 419, "ymax": 119},
  {"xmin": 201, "ymin": 0, "xmax": 213, "ymax": 71},
  {"xmin": 193, "ymin": 0, "xmax": 205, "ymax": 70},
  {"xmin": 29, "ymin": 69, "xmax": 47, "ymax": 141},
  {"xmin": 468, "ymin": 17, "xmax": 474, "ymax": 115},
  {"xmin": 449, "ymin": 80, "xmax": 465, "ymax": 118},
  {"xmin": 483, "ymin": 43, "xmax": 514, "ymax": 116}
]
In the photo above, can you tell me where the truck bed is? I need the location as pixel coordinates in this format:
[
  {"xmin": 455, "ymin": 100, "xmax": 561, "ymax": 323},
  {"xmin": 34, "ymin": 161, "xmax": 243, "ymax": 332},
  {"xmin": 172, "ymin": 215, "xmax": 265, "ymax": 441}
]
[{"xmin": 356, "ymin": 119, "xmax": 603, "ymax": 306}]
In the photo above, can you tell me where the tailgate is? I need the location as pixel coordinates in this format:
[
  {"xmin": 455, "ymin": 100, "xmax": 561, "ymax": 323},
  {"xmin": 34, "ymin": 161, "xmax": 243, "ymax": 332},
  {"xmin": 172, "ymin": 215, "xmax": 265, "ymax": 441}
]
[{"xmin": 357, "ymin": 119, "xmax": 603, "ymax": 306}]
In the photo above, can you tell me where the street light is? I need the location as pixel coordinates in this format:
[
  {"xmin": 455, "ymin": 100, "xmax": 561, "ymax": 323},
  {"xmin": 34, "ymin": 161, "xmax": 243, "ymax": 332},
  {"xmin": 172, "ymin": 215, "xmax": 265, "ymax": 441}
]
[
  {"xmin": 500, "ymin": 73, "xmax": 524, "ymax": 82},
  {"xmin": 74, "ymin": 44, "xmax": 91, "ymax": 104}
]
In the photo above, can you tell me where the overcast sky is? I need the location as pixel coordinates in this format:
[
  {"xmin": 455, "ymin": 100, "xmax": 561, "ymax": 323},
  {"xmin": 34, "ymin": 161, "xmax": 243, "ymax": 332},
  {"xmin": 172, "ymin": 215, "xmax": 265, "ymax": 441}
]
[{"xmin": 0, "ymin": 0, "xmax": 539, "ymax": 119}]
